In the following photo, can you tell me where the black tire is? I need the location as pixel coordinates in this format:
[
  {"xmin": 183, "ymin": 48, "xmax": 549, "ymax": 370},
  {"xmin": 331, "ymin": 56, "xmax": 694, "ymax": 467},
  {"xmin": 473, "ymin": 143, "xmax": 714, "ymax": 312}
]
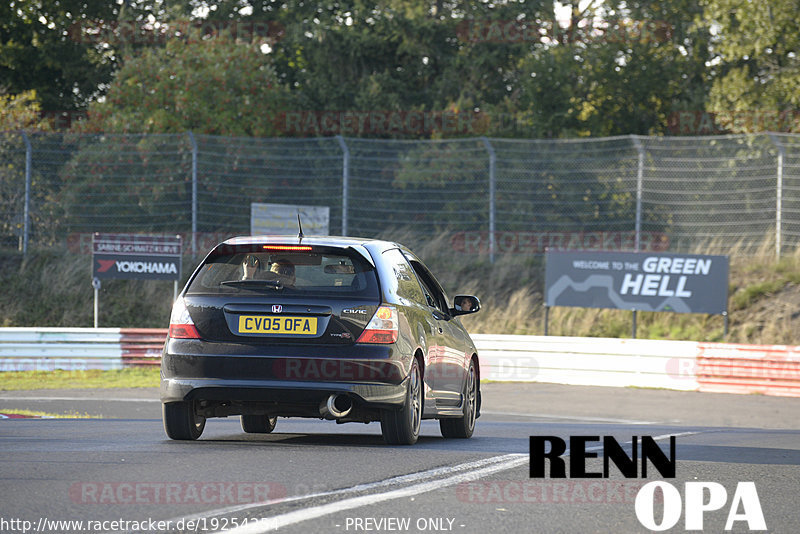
[
  {"xmin": 381, "ymin": 358, "xmax": 422, "ymax": 445},
  {"xmin": 241, "ymin": 415, "xmax": 277, "ymax": 434},
  {"xmin": 162, "ymin": 401, "xmax": 205, "ymax": 440},
  {"xmin": 440, "ymin": 359, "xmax": 477, "ymax": 439}
]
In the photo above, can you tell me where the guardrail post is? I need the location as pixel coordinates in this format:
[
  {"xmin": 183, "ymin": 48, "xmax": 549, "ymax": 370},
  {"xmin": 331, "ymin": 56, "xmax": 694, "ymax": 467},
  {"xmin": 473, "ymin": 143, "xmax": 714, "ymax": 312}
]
[
  {"xmin": 336, "ymin": 135, "xmax": 350, "ymax": 236},
  {"xmin": 544, "ymin": 306, "xmax": 549, "ymax": 336},
  {"xmin": 481, "ymin": 137, "xmax": 496, "ymax": 263},
  {"xmin": 21, "ymin": 131, "xmax": 32, "ymax": 256},
  {"xmin": 631, "ymin": 135, "xmax": 645, "ymax": 252},
  {"xmin": 188, "ymin": 132, "xmax": 198, "ymax": 258},
  {"xmin": 768, "ymin": 133, "xmax": 784, "ymax": 260}
]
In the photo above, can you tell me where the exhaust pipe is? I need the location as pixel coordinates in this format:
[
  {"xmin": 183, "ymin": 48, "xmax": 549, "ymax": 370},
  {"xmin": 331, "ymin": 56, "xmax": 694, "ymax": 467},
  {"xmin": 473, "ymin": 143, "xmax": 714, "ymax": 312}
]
[{"xmin": 319, "ymin": 394, "xmax": 353, "ymax": 420}]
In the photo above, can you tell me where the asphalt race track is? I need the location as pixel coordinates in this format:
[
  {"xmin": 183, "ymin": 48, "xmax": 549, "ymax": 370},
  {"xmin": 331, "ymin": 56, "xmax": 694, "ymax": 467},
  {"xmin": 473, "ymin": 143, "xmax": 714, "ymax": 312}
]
[{"xmin": 1, "ymin": 383, "xmax": 799, "ymax": 534}]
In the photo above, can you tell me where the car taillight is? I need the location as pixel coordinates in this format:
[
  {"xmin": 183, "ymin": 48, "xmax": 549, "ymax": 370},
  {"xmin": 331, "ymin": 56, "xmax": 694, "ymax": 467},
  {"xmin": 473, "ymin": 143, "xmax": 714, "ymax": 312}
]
[
  {"xmin": 262, "ymin": 245, "xmax": 313, "ymax": 251},
  {"xmin": 168, "ymin": 298, "xmax": 200, "ymax": 339},
  {"xmin": 357, "ymin": 305, "xmax": 399, "ymax": 344}
]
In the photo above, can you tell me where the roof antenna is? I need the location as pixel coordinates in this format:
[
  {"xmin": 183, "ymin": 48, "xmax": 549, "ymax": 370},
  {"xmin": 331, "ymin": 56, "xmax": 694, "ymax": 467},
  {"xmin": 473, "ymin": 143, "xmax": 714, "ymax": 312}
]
[{"xmin": 297, "ymin": 212, "xmax": 305, "ymax": 241}]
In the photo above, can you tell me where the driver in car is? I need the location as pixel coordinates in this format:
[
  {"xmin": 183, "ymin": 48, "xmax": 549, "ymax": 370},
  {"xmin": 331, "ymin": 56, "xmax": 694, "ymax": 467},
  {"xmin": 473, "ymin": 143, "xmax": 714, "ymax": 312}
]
[
  {"xmin": 241, "ymin": 255, "xmax": 261, "ymax": 280},
  {"xmin": 269, "ymin": 259, "xmax": 296, "ymax": 287}
]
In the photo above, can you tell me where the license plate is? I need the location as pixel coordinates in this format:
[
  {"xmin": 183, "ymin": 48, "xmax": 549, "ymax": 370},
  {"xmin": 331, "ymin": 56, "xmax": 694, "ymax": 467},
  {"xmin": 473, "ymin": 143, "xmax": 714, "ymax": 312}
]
[{"xmin": 238, "ymin": 316, "xmax": 318, "ymax": 335}]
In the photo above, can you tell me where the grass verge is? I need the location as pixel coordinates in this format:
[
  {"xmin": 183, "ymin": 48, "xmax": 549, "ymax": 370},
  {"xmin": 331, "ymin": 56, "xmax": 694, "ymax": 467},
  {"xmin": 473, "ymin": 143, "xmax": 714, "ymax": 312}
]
[
  {"xmin": 0, "ymin": 368, "xmax": 160, "ymax": 391},
  {"xmin": 0, "ymin": 409, "xmax": 101, "ymax": 419}
]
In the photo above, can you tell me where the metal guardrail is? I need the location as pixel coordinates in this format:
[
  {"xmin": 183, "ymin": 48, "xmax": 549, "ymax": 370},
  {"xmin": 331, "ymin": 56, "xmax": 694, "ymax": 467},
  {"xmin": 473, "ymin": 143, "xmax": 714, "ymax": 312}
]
[
  {"xmin": 472, "ymin": 334, "xmax": 800, "ymax": 397},
  {"xmin": 1, "ymin": 328, "xmax": 798, "ymax": 397},
  {"xmin": 696, "ymin": 342, "xmax": 800, "ymax": 396},
  {"xmin": 472, "ymin": 334, "xmax": 700, "ymax": 390},
  {"xmin": 119, "ymin": 329, "xmax": 167, "ymax": 367},
  {"xmin": 0, "ymin": 327, "xmax": 166, "ymax": 371},
  {"xmin": 0, "ymin": 328, "xmax": 124, "ymax": 371}
]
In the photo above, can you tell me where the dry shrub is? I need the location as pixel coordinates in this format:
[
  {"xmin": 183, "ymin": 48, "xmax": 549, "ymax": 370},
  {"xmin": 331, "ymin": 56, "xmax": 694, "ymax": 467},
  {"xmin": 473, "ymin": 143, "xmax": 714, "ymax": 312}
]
[
  {"xmin": 4, "ymin": 230, "xmax": 800, "ymax": 342},
  {"xmin": 379, "ymin": 229, "xmax": 800, "ymax": 343}
]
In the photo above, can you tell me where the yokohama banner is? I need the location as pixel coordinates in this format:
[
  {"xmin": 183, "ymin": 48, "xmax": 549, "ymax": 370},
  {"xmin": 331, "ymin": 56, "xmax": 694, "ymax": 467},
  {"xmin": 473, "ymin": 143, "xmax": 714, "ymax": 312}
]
[
  {"xmin": 545, "ymin": 251, "xmax": 729, "ymax": 314},
  {"xmin": 92, "ymin": 234, "xmax": 182, "ymax": 281}
]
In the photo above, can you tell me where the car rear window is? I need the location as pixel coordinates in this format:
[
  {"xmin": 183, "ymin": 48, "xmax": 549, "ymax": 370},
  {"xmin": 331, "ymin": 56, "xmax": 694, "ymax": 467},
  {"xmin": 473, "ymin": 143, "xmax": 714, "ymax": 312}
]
[{"xmin": 186, "ymin": 246, "xmax": 380, "ymax": 298}]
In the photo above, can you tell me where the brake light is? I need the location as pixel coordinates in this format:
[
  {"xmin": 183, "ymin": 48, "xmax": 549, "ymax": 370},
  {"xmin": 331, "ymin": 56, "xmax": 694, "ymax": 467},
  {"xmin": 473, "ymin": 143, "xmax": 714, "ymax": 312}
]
[
  {"xmin": 168, "ymin": 298, "xmax": 200, "ymax": 339},
  {"xmin": 357, "ymin": 306, "xmax": 399, "ymax": 344},
  {"xmin": 262, "ymin": 245, "xmax": 313, "ymax": 251}
]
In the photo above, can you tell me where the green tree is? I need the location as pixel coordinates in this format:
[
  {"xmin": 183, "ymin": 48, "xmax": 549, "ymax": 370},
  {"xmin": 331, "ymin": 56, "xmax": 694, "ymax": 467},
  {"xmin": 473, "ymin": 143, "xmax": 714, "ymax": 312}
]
[
  {"xmin": 480, "ymin": 0, "xmax": 710, "ymax": 137},
  {"xmin": 246, "ymin": 0, "xmax": 553, "ymax": 136},
  {"xmin": 0, "ymin": 90, "xmax": 52, "ymax": 131},
  {"xmin": 0, "ymin": 90, "xmax": 52, "ymax": 248},
  {"xmin": 0, "ymin": 1, "xmax": 126, "ymax": 113},
  {"xmin": 78, "ymin": 31, "xmax": 291, "ymax": 136},
  {"xmin": 703, "ymin": 0, "xmax": 800, "ymax": 131}
]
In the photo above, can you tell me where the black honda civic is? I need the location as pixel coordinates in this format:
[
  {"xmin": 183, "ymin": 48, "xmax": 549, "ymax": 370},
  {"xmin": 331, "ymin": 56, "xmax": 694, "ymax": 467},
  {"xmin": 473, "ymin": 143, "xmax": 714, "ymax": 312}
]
[{"xmin": 161, "ymin": 235, "xmax": 481, "ymax": 445}]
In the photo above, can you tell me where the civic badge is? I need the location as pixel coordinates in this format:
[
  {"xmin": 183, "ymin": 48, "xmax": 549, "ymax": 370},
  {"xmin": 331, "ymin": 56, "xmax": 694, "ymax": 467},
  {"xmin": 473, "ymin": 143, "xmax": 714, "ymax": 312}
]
[{"xmin": 272, "ymin": 305, "xmax": 283, "ymax": 313}]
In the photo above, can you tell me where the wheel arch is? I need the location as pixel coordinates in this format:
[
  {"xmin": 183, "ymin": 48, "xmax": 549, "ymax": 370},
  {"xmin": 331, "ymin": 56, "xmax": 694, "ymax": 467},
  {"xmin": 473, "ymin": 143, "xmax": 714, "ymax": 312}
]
[
  {"xmin": 414, "ymin": 348, "xmax": 425, "ymax": 411},
  {"xmin": 471, "ymin": 353, "xmax": 482, "ymax": 417},
  {"xmin": 414, "ymin": 348, "xmax": 426, "ymax": 379},
  {"xmin": 471, "ymin": 353, "xmax": 480, "ymax": 382}
]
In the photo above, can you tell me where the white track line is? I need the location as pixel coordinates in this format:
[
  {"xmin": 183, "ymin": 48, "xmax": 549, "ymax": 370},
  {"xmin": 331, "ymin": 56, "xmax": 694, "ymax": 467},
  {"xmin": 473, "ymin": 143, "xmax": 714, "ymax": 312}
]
[
  {"xmin": 210, "ymin": 432, "xmax": 702, "ymax": 533},
  {"xmin": 582, "ymin": 431, "xmax": 702, "ymax": 452},
  {"xmin": 220, "ymin": 454, "xmax": 530, "ymax": 534},
  {"xmin": 157, "ymin": 454, "xmax": 525, "ymax": 532},
  {"xmin": 481, "ymin": 410, "xmax": 656, "ymax": 425}
]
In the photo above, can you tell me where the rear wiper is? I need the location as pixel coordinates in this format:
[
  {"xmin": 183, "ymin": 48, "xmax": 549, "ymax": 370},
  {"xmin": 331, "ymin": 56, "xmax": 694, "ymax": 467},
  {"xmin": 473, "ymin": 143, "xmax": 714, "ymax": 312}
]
[{"xmin": 221, "ymin": 279, "xmax": 284, "ymax": 290}]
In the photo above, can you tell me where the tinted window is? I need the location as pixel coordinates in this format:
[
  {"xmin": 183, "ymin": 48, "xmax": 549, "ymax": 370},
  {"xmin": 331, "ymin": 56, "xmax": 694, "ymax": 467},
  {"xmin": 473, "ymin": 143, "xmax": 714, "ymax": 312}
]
[
  {"xmin": 382, "ymin": 248, "xmax": 426, "ymax": 305},
  {"xmin": 186, "ymin": 247, "xmax": 379, "ymax": 298},
  {"xmin": 406, "ymin": 256, "xmax": 450, "ymax": 314}
]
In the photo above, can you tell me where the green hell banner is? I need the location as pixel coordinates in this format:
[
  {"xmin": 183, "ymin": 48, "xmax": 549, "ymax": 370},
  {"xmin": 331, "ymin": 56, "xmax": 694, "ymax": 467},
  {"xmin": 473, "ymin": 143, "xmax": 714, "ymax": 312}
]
[{"xmin": 545, "ymin": 251, "xmax": 729, "ymax": 315}]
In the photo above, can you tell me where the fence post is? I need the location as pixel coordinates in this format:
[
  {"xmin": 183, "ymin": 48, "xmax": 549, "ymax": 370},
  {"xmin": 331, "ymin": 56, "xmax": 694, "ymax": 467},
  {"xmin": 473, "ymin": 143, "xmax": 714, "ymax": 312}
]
[
  {"xmin": 188, "ymin": 132, "xmax": 198, "ymax": 258},
  {"xmin": 481, "ymin": 137, "xmax": 496, "ymax": 263},
  {"xmin": 631, "ymin": 135, "xmax": 645, "ymax": 252},
  {"xmin": 768, "ymin": 133, "xmax": 784, "ymax": 260},
  {"xmin": 336, "ymin": 135, "xmax": 349, "ymax": 236},
  {"xmin": 20, "ymin": 131, "xmax": 32, "ymax": 256}
]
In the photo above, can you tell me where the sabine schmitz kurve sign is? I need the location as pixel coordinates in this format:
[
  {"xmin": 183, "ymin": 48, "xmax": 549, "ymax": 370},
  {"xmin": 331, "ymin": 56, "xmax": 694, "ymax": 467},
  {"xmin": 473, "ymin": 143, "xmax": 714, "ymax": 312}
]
[{"xmin": 545, "ymin": 251, "xmax": 729, "ymax": 315}]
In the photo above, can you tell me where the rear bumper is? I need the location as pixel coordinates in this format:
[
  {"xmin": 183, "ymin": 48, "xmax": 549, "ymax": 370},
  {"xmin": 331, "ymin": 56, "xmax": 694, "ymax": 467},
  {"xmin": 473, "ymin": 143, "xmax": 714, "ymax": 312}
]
[
  {"xmin": 160, "ymin": 377, "xmax": 407, "ymax": 407},
  {"xmin": 160, "ymin": 338, "xmax": 411, "ymax": 409}
]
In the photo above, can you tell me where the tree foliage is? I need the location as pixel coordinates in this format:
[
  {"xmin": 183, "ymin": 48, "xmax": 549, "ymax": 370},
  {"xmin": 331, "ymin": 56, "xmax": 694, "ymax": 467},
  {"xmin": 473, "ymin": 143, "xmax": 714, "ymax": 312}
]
[
  {"xmin": 703, "ymin": 0, "xmax": 800, "ymax": 130},
  {"xmin": 0, "ymin": 90, "xmax": 52, "ymax": 248},
  {"xmin": 78, "ymin": 31, "xmax": 290, "ymax": 136},
  {"xmin": 0, "ymin": 90, "xmax": 52, "ymax": 131},
  {"xmin": 2, "ymin": 0, "xmax": 796, "ymax": 137},
  {"xmin": 1, "ymin": 1, "xmax": 127, "ymax": 112}
]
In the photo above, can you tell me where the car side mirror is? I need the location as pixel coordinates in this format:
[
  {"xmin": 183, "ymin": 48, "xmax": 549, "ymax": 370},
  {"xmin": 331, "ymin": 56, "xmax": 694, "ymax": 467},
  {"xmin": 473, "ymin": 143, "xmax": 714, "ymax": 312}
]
[{"xmin": 451, "ymin": 295, "xmax": 480, "ymax": 316}]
